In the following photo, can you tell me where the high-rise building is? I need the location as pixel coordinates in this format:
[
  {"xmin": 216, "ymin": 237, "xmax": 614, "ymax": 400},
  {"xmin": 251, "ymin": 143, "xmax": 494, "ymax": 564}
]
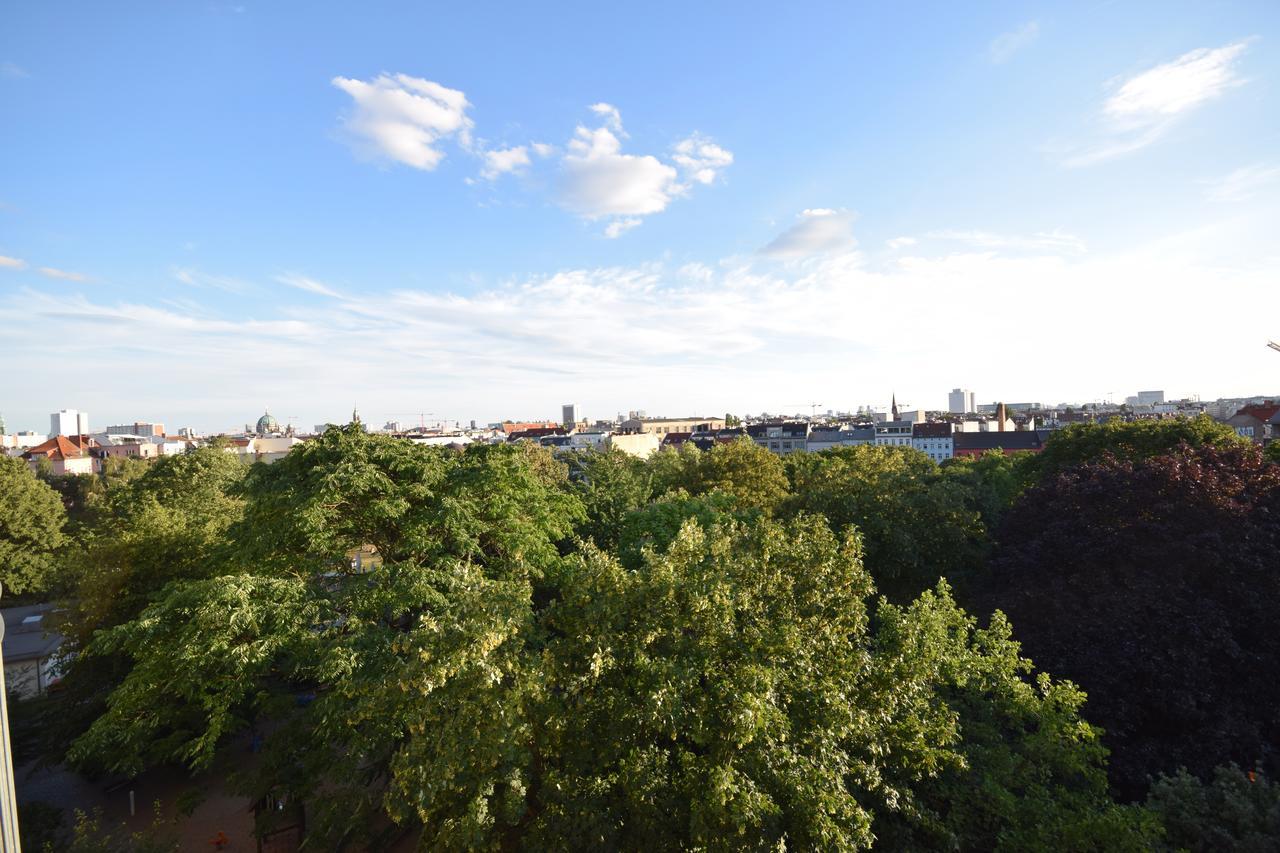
[
  {"xmin": 948, "ymin": 389, "xmax": 976, "ymax": 415},
  {"xmin": 562, "ymin": 403, "xmax": 579, "ymax": 430},
  {"xmin": 50, "ymin": 409, "xmax": 89, "ymax": 436},
  {"xmin": 1136, "ymin": 390, "xmax": 1164, "ymax": 406}
]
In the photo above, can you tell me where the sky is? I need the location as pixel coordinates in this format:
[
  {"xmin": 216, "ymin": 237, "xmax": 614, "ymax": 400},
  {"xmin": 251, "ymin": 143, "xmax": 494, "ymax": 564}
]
[{"xmin": 2, "ymin": 1, "xmax": 1279, "ymax": 433}]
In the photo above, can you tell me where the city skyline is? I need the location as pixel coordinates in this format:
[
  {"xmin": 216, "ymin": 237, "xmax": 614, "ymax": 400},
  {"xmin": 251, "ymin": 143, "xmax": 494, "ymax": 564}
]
[{"xmin": 2, "ymin": 2, "xmax": 1279, "ymax": 431}]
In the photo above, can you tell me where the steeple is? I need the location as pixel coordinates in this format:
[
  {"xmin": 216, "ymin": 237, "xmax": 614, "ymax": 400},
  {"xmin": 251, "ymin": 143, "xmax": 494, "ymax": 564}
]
[
  {"xmin": 891, "ymin": 393, "xmax": 899, "ymax": 421},
  {"xmin": 351, "ymin": 404, "xmax": 361, "ymax": 426}
]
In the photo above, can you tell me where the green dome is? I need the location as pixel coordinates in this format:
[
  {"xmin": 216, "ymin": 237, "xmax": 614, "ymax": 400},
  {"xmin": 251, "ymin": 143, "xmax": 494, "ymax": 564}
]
[{"xmin": 256, "ymin": 412, "xmax": 279, "ymax": 434}]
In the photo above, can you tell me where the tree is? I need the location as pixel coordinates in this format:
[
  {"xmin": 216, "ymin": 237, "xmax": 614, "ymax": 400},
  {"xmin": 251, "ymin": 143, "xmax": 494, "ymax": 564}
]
[
  {"xmin": 1147, "ymin": 764, "xmax": 1280, "ymax": 852},
  {"xmin": 647, "ymin": 438, "xmax": 789, "ymax": 515},
  {"xmin": 784, "ymin": 445, "xmax": 984, "ymax": 602},
  {"xmin": 0, "ymin": 455, "xmax": 68, "ymax": 594},
  {"xmin": 566, "ymin": 448, "xmax": 653, "ymax": 553},
  {"xmin": 940, "ymin": 449, "xmax": 1035, "ymax": 529},
  {"xmin": 1030, "ymin": 415, "xmax": 1245, "ymax": 484},
  {"xmin": 979, "ymin": 443, "xmax": 1280, "ymax": 798}
]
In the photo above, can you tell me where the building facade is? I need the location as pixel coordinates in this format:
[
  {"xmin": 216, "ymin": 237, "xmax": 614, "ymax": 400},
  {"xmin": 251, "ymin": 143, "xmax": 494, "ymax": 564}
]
[
  {"xmin": 911, "ymin": 422, "xmax": 954, "ymax": 462},
  {"xmin": 50, "ymin": 408, "xmax": 89, "ymax": 436},
  {"xmin": 948, "ymin": 389, "xmax": 976, "ymax": 415}
]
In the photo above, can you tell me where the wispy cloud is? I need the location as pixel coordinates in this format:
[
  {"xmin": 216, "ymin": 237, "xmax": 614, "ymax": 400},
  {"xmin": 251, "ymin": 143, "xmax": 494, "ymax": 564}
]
[
  {"xmin": 0, "ymin": 255, "xmax": 27, "ymax": 270},
  {"xmin": 2, "ymin": 219, "xmax": 1273, "ymax": 425},
  {"xmin": 38, "ymin": 266, "xmax": 89, "ymax": 282},
  {"xmin": 1063, "ymin": 40, "xmax": 1251, "ymax": 166},
  {"xmin": 332, "ymin": 73, "xmax": 473, "ymax": 170},
  {"xmin": 927, "ymin": 228, "xmax": 1086, "ymax": 253},
  {"xmin": 276, "ymin": 273, "xmax": 342, "ymax": 298},
  {"xmin": 989, "ymin": 22, "xmax": 1039, "ymax": 64},
  {"xmin": 1203, "ymin": 162, "xmax": 1280, "ymax": 202},
  {"xmin": 2, "ymin": 210, "xmax": 1276, "ymax": 426},
  {"xmin": 0, "ymin": 61, "xmax": 29, "ymax": 80},
  {"xmin": 759, "ymin": 209, "xmax": 857, "ymax": 259},
  {"xmin": 173, "ymin": 266, "xmax": 250, "ymax": 293}
]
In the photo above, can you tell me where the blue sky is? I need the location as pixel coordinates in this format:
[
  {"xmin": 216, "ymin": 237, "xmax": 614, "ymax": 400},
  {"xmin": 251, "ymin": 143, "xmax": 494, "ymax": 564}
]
[{"xmin": 2, "ymin": 1, "xmax": 1278, "ymax": 432}]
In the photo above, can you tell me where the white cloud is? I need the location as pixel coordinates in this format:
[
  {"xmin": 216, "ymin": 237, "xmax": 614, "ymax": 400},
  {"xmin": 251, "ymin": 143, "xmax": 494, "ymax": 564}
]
[
  {"xmin": 760, "ymin": 209, "xmax": 858, "ymax": 258},
  {"xmin": 927, "ymin": 228, "xmax": 1086, "ymax": 253},
  {"xmin": 560, "ymin": 124, "xmax": 679, "ymax": 220},
  {"xmin": 276, "ymin": 273, "xmax": 342, "ymax": 298},
  {"xmin": 0, "ymin": 255, "xmax": 27, "ymax": 269},
  {"xmin": 479, "ymin": 145, "xmax": 531, "ymax": 180},
  {"xmin": 556, "ymin": 106, "xmax": 732, "ymax": 235},
  {"xmin": 1104, "ymin": 42, "xmax": 1249, "ymax": 119},
  {"xmin": 989, "ymin": 22, "xmax": 1039, "ymax": 64},
  {"xmin": 4, "ymin": 217, "xmax": 1275, "ymax": 428},
  {"xmin": 173, "ymin": 267, "xmax": 249, "ymax": 293},
  {"xmin": 603, "ymin": 218, "xmax": 643, "ymax": 239},
  {"xmin": 886, "ymin": 237, "xmax": 917, "ymax": 250},
  {"xmin": 332, "ymin": 73, "xmax": 473, "ymax": 170},
  {"xmin": 672, "ymin": 134, "xmax": 734, "ymax": 185},
  {"xmin": 38, "ymin": 266, "xmax": 88, "ymax": 282},
  {"xmin": 1204, "ymin": 163, "xmax": 1280, "ymax": 202},
  {"xmin": 531, "ymin": 142, "xmax": 556, "ymax": 158},
  {"xmin": 1064, "ymin": 40, "xmax": 1251, "ymax": 166},
  {"xmin": 589, "ymin": 102, "xmax": 624, "ymax": 134},
  {"xmin": 1, "ymin": 61, "xmax": 29, "ymax": 79}
]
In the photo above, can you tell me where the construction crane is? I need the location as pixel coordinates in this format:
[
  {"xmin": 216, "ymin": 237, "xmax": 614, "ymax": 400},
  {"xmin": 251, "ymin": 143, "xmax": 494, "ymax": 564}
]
[
  {"xmin": 388, "ymin": 412, "xmax": 437, "ymax": 430},
  {"xmin": 784, "ymin": 402, "xmax": 824, "ymax": 419}
]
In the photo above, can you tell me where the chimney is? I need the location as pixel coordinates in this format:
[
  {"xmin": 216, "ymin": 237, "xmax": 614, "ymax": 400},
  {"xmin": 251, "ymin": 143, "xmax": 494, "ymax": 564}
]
[{"xmin": 996, "ymin": 402, "xmax": 1007, "ymax": 432}]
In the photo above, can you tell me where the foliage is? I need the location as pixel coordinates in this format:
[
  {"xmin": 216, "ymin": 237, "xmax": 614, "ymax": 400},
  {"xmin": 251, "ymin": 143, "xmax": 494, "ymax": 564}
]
[
  {"xmin": 648, "ymin": 439, "xmax": 790, "ymax": 514},
  {"xmin": 1030, "ymin": 415, "xmax": 1245, "ymax": 484},
  {"xmin": 980, "ymin": 443, "xmax": 1280, "ymax": 798},
  {"xmin": 1147, "ymin": 764, "xmax": 1280, "ymax": 852},
  {"xmin": 940, "ymin": 449, "xmax": 1035, "ymax": 529},
  {"xmin": 1265, "ymin": 441, "xmax": 1280, "ymax": 465},
  {"xmin": 784, "ymin": 445, "xmax": 984, "ymax": 601},
  {"xmin": 870, "ymin": 590, "xmax": 1159, "ymax": 850},
  {"xmin": 18, "ymin": 800, "xmax": 63, "ymax": 851},
  {"xmin": 61, "ymin": 806, "xmax": 179, "ymax": 853},
  {"xmin": 566, "ymin": 448, "xmax": 653, "ymax": 553},
  {"xmin": 615, "ymin": 490, "xmax": 753, "ymax": 570},
  {"xmin": 0, "ymin": 455, "xmax": 68, "ymax": 594}
]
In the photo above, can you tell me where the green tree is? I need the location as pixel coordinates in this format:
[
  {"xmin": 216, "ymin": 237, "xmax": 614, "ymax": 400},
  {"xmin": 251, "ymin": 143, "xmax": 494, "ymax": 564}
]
[
  {"xmin": 0, "ymin": 455, "xmax": 68, "ymax": 594},
  {"xmin": 696, "ymin": 438, "xmax": 790, "ymax": 514},
  {"xmin": 566, "ymin": 448, "xmax": 653, "ymax": 553},
  {"xmin": 785, "ymin": 445, "xmax": 984, "ymax": 601},
  {"xmin": 1147, "ymin": 764, "xmax": 1280, "ymax": 852},
  {"xmin": 1031, "ymin": 415, "xmax": 1245, "ymax": 483},
  {"xmin": 940, "ymin": 449, "xmax": 1035, "ymax": 529}
]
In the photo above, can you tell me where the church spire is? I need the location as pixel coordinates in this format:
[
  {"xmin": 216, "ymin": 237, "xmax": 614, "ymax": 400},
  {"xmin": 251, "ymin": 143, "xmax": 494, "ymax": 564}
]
[
  {"xmin": 351, "ymin": 404, "xmax": 361, "ymax": 425},
  {"xmin": 891, "ymin": 393, "xmax": 899, "ymax": 421}
]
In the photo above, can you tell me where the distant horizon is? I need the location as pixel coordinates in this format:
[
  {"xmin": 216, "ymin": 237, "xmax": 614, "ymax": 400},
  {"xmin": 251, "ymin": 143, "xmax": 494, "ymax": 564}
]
[
  {"xmin": 4, "ymin": 388, "xmax": 1277, "ymax": 437},
  {"xmin": 3, "ymin": 3, "xmax": 1278, "ymax": 436}
]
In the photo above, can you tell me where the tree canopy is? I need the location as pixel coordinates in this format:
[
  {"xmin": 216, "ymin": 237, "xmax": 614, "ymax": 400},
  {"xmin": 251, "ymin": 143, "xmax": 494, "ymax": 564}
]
[
  {"xmin": 979, "ymin": 442, "xmax": 1280, "ymax": 798},
  {"xmin": 0, "ymin": 455, "xmax": 68, "ymax": 594}
]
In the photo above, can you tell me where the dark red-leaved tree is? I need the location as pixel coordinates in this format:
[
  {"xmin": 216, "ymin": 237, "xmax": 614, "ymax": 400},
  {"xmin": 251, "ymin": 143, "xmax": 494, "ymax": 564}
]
[{"xmin": 979, "ymin": 443, "xmax": 1280, "ymax": 800}]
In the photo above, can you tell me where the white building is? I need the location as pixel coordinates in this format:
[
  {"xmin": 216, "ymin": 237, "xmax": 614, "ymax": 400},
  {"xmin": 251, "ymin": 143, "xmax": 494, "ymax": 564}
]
[
  {"xmin": 50, "ymin": 409, "xmax": 89, "ymax": 436},
  {"xmin": 1136, "ymin": 390, "xmax": 1165, "ymax": 406},
  {"xmin": 948, "ymin": 389, "xmax": 976, "ymax": 415},
  {"xmin": 875, "ymin": 421, "xmax": 914, "ymax": 447},
  {"xmin": 911, "ymin": 423, "xmax": 954, "ymax": 463}
]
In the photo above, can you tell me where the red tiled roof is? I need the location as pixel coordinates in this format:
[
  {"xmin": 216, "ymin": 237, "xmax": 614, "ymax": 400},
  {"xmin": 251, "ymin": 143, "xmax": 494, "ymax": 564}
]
[
  {"xmin": 24, "ymin": 435, "xmax": 90, "ymax": 461},
  {"xmin": 1235, "ymin": 403, "xmax": 1280, "ymax": 421}
]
